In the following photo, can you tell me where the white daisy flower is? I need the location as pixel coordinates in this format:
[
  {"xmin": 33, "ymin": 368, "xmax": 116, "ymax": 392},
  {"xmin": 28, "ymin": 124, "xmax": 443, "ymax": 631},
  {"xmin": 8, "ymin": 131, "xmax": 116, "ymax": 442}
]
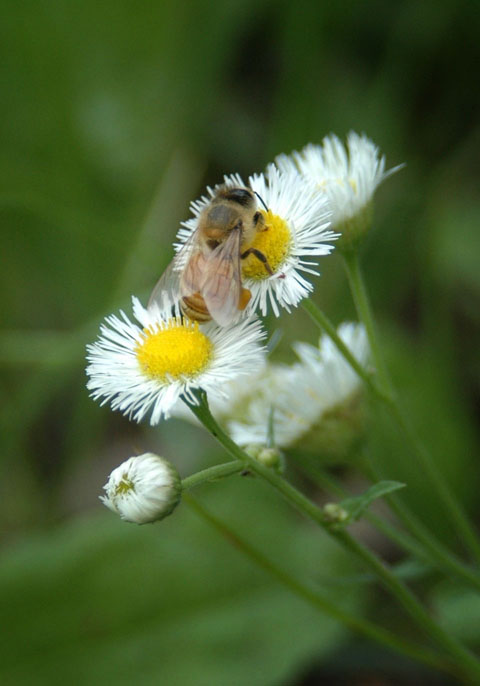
[
  {"xmin": 292, "ymin": 322, "xmax": 370, "ymax": 410},
  {"xmin": 100, "ymin": 453, "xmax": 182, "ymax": 524},
  {"xmin": 176, "ymin": 165, "xmax": 337, "ymax": 318},
  {"xmin": 227, "ymin": 323, "xmax": 369, "ymax": 450},
  {"xmin": 86, "ymin": 297, "xmax": 266, "ymax": 425},
  {"xmin": 276, "ymin": 132, "xmax": 403, "ymax": 250}
]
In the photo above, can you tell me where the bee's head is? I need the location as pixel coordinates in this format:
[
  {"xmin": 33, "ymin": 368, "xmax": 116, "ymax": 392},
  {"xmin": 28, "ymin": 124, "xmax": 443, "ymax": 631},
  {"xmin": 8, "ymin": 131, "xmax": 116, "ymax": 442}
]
[{"xmin": 217, "ymin": 187, "xmax": 255, "ymax": 208}]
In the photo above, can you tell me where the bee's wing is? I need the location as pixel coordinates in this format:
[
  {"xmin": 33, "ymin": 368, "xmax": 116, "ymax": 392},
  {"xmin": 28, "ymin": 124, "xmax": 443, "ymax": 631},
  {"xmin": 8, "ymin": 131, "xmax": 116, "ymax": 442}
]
[
  {"xmin": 148, "ymin": 231, "xmax": 203, "ymax": 311},
  {"xmin": 200, "ymin": 229, "xmax": 242, "ymax": 327}
]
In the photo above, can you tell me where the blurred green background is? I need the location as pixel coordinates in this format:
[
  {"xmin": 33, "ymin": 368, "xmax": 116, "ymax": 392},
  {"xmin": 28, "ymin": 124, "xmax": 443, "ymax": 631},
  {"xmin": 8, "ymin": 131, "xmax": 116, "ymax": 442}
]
[{"xmin": 1, "ymin": 1, "xmax": 480, "ymax": 684}]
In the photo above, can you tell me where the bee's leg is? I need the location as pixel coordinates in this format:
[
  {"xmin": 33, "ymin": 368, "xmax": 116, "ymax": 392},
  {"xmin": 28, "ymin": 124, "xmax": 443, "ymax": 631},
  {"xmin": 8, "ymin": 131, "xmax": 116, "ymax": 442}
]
[
  {"xmin": 241, "ymin": 247, "xmax": 274, "ymax": 275},
  {"xmin": 238, "ymin": 287, "xmax": 252, "ymax": 311}
]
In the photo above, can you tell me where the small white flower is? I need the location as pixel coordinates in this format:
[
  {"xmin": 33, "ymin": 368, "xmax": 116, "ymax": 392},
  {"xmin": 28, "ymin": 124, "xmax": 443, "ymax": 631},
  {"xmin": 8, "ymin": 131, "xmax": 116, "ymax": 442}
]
[
  {"xmin": 292, "ymin": 322, "xmax": 369, "ymax": 409},
  {"xmin": 276, "ymin": 132, "xmax": 403, "ymax": 248},
  {"xmin": 86, "ymin": 297, "xmax": 266, "ymax": 425},
  {"xmin": 177, "ymin": 166, "xmax": 337, "ymax": 318},
  {"xmin": 227, "ymin": 323, "xmax": 369, "ymax": 449},
  {"xmin": 100, "ymin": 453, "xmax": 182, "ymax": 524},
  {"xmin": 227, "ymin": 363, "xmax": 303, "ymax": 447}
]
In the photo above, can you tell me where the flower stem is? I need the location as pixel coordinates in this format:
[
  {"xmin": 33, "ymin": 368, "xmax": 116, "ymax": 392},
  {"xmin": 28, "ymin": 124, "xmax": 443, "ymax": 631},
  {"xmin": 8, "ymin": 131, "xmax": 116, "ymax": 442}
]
[
  {"xmin": 182, "ymin": 460, "xmax": 245, "ymax": 491},
  {"xmin": 361, "ymin": 452, "xmax": 480, "ymax": 592},
  {"xmin": 342, "ymin": 250, "xmax": 480, "ymax": 565},
  {"xmin": 342, "ymin": 251, "xmax": 391, "ymax": 393},
  {"xmin": 292, "ymin": 453, "xmax": 439, "ymax": 569},
  {"xmin": 301, "ymin": 300, "xmax": 480, "ymax": 588},
  {"xmin": 184, "ymin": 492, "xmax": 452, "ymax": 677},
  {"xmin": 294, "ymin": 451, "xmax": 480, "ymax": 591},
  {"xmin": 186, "ymin": 392, "xmax": 480, "ymax": 683},
  {"xmin": 301, "ymin": 299, "xmax": 388, "ymax": 401},
  {"xmin": 387, "ymin": 397, "xmax": 480, "ymax": 565}
]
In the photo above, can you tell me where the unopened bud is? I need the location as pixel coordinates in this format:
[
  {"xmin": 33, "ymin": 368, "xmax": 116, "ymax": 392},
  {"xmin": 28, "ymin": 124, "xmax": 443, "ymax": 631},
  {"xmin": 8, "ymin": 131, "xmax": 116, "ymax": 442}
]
[
  {"xmin": 245, "ymin": 444, "xmax": 284, "ymax": 472},
  {"xmin": 323, "ymin": 502, "xmax": 349, "ymax": 524},
  {"xmin": 100, "ymin": 453, "xmax": 182, "ymax": 524},
  {"xmin": 245, "ymin": 444, "xmax": 263, "ymax": 459}
]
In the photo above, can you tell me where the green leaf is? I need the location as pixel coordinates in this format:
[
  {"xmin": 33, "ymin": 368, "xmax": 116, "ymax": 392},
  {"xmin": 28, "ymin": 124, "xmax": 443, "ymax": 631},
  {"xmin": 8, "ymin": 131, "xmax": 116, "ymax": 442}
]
[{"xmin": 324, "ymin": 481, "xmax": 406, "ymax": 528}]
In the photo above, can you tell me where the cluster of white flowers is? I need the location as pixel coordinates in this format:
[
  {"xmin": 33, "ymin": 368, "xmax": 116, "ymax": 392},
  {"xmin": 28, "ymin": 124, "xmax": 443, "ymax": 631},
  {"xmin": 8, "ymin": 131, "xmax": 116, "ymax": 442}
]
[
  {"xmin": 172, "ymin": 322, "xmax": 369, "ymax": 451},
  {"xmin": 86, "ymin": 132, "xmax": 399, "ymax": 522},
  {"xmin": 228, "ymin": 322, "xmax": 369, "ymax": 449}
]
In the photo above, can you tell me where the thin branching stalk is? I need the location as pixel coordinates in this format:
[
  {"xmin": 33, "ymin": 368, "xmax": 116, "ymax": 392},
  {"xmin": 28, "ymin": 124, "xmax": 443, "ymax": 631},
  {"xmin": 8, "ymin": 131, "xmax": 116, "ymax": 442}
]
[
  {"xmin": 182, "ymin": 460, "xmax": 244, "ymax": 490},
  {"xmin": 186, "ymin": 392, "xmax": 480, "ymax": 684},
  {"xmin": 293, "ymin": 451, "xmax": 480, "ymax": 592},
  {"xmin": 301, "ymin": 297, "xmax": 480, "ymax": 582},
  {"xmin": 185, "ymin": 493, "xmax": 453, "ymax": 677},
  {"xmin": 342, "ymin": 250, "xmax": 480, "ymax": 566}
]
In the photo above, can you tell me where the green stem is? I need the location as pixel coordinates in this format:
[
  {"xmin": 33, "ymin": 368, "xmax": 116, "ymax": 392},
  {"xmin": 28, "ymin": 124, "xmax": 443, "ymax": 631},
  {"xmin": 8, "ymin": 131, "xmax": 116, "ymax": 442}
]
[
  {"xmin": 342, "ymin": 250, "xmax": 480, "ymax": 566},
  {"xmin": 186, "ymin": 393, "xmax": 480, "ymax": 683},
  {"xmin": 301, "ymin": 299, "xmax": 388, "ymax": 401},
  {"xmin": 361, "ymin": 453, "xmax": 480, "ymax": 592},
  {"xmin": 292, "ymin": 453, "xmax": 438, "ymax": 572},
  {"xmin": 302, "ymin": 269, "xmax": 480, "ymax": 576},
  {"xmin": 185, "ymin": 493, "xmax": 452, "ymax": 676},
  {"xmin": 294, "ymin": 452, "xmax": 480, "ymax": 592},
  {"xmin": 387, "ymin": 399, "xmax": 480, "ymax": 565},
  {"xmin": 182, "ymin": 460, "xmax": 245, "ymax": 490},
  {"xmin": 342, "ymin": 251, "xmax": 391, "ymax": 393},
  {"xmin": 302, "ymin": 298, "xmax": 480, "ymax": 588}
]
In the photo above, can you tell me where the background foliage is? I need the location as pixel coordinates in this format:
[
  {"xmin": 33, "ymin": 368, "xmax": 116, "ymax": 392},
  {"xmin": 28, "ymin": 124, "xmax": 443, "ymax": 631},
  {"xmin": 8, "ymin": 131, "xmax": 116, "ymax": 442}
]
[{"xmin": 1, "ymin": 1, "xmax": 480, "ymax": 683}]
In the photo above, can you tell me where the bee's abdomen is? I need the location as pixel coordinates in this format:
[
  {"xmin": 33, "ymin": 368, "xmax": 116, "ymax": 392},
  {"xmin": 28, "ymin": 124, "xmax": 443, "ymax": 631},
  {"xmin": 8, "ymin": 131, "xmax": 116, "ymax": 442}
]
[{"xmin": 181, "ymin": 293, "xmax": 211, "ymax": 323}]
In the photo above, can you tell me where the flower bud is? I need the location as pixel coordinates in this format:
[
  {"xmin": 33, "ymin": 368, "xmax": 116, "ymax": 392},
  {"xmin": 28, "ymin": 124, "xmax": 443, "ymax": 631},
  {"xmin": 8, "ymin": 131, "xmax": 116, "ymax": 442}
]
[
  {"xmin": 245, "ymin": 443, "xmax": 285, "ymax": 472},
  {"xmin": 323, "ymin": 502, "xmax": 349, "ymax": 524},
  {"xmin": 257, "ymin": 447, "xmax": 285, "ymax": 471},
  {"xmin": 100, "ymin": 453, "xmax": 182, "ymax": 524},
  {"xmin": 245, "ymin": 443, "xmax": 263, "ymax": 459}
]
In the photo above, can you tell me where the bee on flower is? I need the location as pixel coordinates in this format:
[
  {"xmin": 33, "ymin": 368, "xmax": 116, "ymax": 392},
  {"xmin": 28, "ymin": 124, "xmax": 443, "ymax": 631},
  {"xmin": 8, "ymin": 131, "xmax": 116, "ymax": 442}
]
[{"xmin": 173, "ymin": 165, "xmax": 338, "ymax": 319}]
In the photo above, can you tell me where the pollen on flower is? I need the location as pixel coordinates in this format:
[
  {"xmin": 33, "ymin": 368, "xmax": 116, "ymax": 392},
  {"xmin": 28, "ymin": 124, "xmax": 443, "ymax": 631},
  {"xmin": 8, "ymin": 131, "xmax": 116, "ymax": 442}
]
[
  {"xmin": 242, "ymin": 210, "xmax": 292, "ymax": 280},
  {"xmin": 115, "ymin": 475, "xmax": 134, "ymax": 495},
  {"xmin": 135, "ymin": 317, "xmax": 213, "ymax": 381}
]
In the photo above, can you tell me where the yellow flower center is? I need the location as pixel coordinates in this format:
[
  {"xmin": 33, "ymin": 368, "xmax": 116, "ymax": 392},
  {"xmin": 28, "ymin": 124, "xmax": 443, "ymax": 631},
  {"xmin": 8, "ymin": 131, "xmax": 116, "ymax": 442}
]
[
  {"xmin": 136, "ymin": 318, "xmax": 213, "ymax": 381},
  {"xmin": 115, "ymin": 475, "xmax": 134, "ymax": 496},
  {"xmin": 241, "ymin": 210, "xmax": 291, "ymax": 280}
]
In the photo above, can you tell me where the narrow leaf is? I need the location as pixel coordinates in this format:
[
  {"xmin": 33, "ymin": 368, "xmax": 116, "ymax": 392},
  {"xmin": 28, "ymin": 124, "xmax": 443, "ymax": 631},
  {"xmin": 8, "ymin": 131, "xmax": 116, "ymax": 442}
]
[
  {"xmin": 341, "ymin": 480, "xmax": 406, "ymax": 521},
  {"xmin": 323, "ymin": 481, "xmax": 406, "ymax": 529}
]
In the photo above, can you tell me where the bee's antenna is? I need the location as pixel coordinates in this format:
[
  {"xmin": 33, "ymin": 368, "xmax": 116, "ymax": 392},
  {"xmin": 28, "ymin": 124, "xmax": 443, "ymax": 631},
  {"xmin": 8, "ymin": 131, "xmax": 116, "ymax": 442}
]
[{"xmin": 254, "ymin": 191, "xmax": 269, "ymax": 212}]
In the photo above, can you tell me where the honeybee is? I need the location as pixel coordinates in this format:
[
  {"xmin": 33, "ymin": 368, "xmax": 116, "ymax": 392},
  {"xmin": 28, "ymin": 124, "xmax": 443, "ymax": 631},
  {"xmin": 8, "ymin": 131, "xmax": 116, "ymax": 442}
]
[{"xmin": 148, "ymin": 186, "xmax": 273, "ymax": 326}]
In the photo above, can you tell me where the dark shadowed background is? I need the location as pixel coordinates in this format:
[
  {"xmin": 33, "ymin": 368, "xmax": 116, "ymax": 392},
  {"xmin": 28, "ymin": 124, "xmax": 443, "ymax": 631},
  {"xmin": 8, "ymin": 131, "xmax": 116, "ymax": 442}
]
[{"xmin": 1, "ymin": 1, "xmax": 480, "ymax": 684}]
